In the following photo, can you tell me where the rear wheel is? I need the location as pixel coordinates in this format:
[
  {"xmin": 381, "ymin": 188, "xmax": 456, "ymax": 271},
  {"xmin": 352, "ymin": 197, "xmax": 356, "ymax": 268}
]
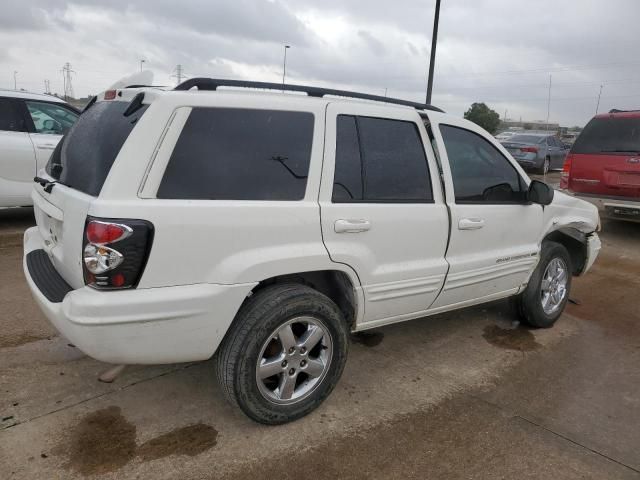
[
  {"xmin": 538, "ymin": 156, "xmax": 551, "ymax": 175},
  {"xmin": 216, "ymin": 284, "xmax": 349, "ymax": 424},
  {"xmin": 516, "ymin": 241, "xmax": 572, "ymax": 328}
]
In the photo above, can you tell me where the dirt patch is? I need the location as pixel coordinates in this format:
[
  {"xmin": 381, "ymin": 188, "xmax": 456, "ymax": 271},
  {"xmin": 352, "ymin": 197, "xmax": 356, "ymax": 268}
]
[
  {"xmin": 482, "ymin": 325, "xmax": 540, "ymax": 352},
  {"xmin": 351, "ymin": 331, "xmax": 384, "ymax": 347},
  {"xmin": 137, "ymin": 424, "xmax": 218, "ymax": 461},
  {"xmin": 63, "ymin": 406, "xmax": 137, "ymax": 476},
  {"xmin": 0, "ymin": 333, "xmax": 52, "ymax": 348},
  {"xmin": 58, "ymin": 406, "xmax": 217, "ymax": 474}
]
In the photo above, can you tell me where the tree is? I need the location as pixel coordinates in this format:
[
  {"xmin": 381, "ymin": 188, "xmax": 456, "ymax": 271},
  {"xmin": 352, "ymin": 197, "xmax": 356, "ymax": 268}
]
[{"xmin": 463, "ymin": 103, "xmax": 501, "ymax": 134}]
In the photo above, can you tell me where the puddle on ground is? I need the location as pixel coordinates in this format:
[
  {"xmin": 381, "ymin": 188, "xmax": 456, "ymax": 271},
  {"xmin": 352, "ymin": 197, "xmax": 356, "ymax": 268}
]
[
  {"xmin": 482, "ymin": 325, "xmax": 540, "ymax": 352},
  {"xmin": 137, "ymin": 424, "xmax": 218, "ymax": 461},
  {"xmin": 351, "ymin": 331, "xmax": 384, "ymax": 347},
  {"xmin": 63, "ymin": 406, "xmax": 136, "ymax": 476},
  {"xmin": 57, "ymin": 406, "xmax": 217, "ymax": 475}
]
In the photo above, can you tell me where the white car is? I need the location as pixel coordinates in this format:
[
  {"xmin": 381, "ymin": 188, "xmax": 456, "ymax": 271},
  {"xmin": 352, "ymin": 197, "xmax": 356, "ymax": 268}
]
[
  {"xmin": 0, "ymin": 90, "xmax": 79, "ymax": 207},
  {"xmin": 23, "ymin": 79, "xmax": 601, "ymax": 424}
]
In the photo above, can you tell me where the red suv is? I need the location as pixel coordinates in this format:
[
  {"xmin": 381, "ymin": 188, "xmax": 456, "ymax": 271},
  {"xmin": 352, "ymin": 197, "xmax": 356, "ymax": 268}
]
[{"xmin": 561, "ymin": 109, "xmax": 640, "ymax": 222}]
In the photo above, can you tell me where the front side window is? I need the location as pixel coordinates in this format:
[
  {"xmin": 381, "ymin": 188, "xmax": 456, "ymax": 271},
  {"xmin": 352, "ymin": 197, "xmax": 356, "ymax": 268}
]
[
  {"xmin": 0, "ymin": 98, "xmax": 27, "ymax": 132},
  {"xmin": 332, "ymin": 115, "xmax": 433, "ymax": 203},
  {"xmin": 25, "ymin": 101, "xmax": 78, "ymax": 135},
  {"xmin": 158, "ymin": 108, "xmax": 314, "ymax": 200},
  {"xmin": 439, "ymin": 125, "xmax": 526, "ymax": 204}
]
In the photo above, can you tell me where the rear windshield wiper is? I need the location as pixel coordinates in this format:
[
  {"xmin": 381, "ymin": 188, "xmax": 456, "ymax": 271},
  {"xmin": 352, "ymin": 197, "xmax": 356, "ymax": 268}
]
[{"xmin": 34, "ymin": 176, "xmax": 58, "ymax": 193}]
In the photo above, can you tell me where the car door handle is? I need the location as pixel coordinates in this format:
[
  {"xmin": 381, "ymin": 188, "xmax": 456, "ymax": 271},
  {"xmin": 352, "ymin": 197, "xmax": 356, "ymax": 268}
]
[
  {"xmin": 458, "ymin": 218, "xmax": 485, "ymax": 230},
  {"xmin": 334, "ymin": 219, "xmax": 371, "ymax": 233},
  {"xmin": 37, "ymin": 144, "xmax": 56, "ymax": 150}
]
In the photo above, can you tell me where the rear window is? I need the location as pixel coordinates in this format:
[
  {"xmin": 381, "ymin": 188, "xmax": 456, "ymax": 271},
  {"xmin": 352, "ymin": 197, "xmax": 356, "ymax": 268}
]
[
  {"xmin": 506, "ymin": 135, "xmax": 545, "ymax": 144},
  {"xmin": 47, "ymin": 100, "xmax": 148, "ymax": 196},
  {"xmin": 572, "ymin": 116, "xmax": 640, "ymax": 154},
  {"xmin": 157, "ymin": 108, "xmax": 314, "ymax": 200}
]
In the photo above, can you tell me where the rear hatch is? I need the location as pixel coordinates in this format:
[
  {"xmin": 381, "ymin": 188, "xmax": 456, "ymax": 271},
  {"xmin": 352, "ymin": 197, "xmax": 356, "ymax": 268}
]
[
  {"xmin": 566, "ymin": 114, "xmax": 640, "ymax": 199},
  {"xmin": 33, "ymin": 94, "xmax": 149, "ymax": 288}
]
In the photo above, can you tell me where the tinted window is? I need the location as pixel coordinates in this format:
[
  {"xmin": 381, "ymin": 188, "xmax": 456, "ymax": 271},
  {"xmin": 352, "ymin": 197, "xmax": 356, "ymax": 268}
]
[
  {"xmin": 158, "ymin": 108, "xmax": 314, "ymax": 200},
  {"xmin": 47, "ymin": 100, "xmax": 148, "ymax": 196},
  {"xmin": 572, "ymin": 116, "xmax": 640, "ymax": 154},
  {"xmin": 440, "ymin": 125, "xmax": 526, "ymax": 203},
  {"xmin": 332, "ymin": 115, "xmax": 432, "ymax": 202},
  {"xmin": 26, "ymin": 101, "xmax": 78, "ymax": 135},
  {"xmin": 0, "ymin": 98, "xmax": 27, "ymax": 132}
]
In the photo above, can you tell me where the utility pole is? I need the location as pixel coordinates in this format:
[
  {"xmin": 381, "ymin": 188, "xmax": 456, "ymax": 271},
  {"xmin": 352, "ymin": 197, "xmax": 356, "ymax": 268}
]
[
  {"xmin": 172, "ymin": 64, "xmax": 184, "ymax": 86},
  {"xmin": 545, "ymin": 74, "xmax": 552, "ymax": 131},
  {"xmin": 384, "ymin": 87, "xmax": 388, "ymax": 97},
  {"xmin": 595, "ymin": 84, "xmax": 603, "ymax": 114},
  {"xmin": 504, "ymin": 109, "xmax": 508, "ymax": 121},
  {"xmin": 140, "ymin": 59, "xmax": 146, "ymax": 72},
  {"xmin": 282, "ymin": 45, "xmax": 290, "ymax": 86},
  {"xmin": 62, "ymin": 62, "xmax": 75, "ymax": 100},
  {"xmin": 13, "ymin": 71, "xmax": 17, "ymax": 90},
  {"xmin": 44, "ymin": 79, "xmax": 51, "ymax": 94},
  {"xmin": 425, "ymin": 0, "xmax": 441, "ymax": 105}
]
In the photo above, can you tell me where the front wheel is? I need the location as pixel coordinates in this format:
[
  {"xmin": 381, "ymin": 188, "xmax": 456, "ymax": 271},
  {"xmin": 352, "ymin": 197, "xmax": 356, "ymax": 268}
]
[
  {"xmin": 516, "ymin": 241, "xmax": 572, "ymax": 328},
  {"xmin": 215, "ymin": 284, "xmax": 349, "ymax": 424}
]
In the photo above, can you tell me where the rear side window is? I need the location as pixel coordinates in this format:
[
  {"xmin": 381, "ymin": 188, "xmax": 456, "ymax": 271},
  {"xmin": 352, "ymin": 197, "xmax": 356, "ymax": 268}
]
[
  {"xmin": 332, "ymin": 115, "xmax": 432, "ymax": 203},
  {"xmin": 439, "ymin": 125, "xmax": 526, "ymax": 204},
  {"xmin": 47, "ymin": 101, "xmax": 148, "ymax": 196},
  {"xmin": 0, "ymin": 98, "xmax": 27, "ymax": 132},
  {"xmin": 572, "ymin": 116, "xmax": 640, "ymax": 154},
  {"xmin": 158, "ymin": 108, "xmax": 314, "ymax": 200},
  {"xmin": 25, "ymin": 101, "xmax": 78, "ymax": 135}
]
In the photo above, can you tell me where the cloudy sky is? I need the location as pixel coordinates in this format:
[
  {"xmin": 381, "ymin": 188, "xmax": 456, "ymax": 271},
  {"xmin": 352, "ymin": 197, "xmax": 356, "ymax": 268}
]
[{"xmin": 2, "ymin": 0, "xmax": 639, "ymax": 126}]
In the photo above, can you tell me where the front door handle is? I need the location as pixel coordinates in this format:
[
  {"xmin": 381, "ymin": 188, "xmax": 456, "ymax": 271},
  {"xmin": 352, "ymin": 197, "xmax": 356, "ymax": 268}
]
[
  {"xmin": 334, "ymin": 219, "xmax": 371, "ymax": 233},
  {"xmin": 458, "ymin": 218, "xmax": 485, "ymax": 230}
]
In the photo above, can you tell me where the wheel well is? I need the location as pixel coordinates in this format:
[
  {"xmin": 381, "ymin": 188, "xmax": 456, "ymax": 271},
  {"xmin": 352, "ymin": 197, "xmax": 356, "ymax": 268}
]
[
  {"xmin": 250, "ymin": 270, "xmax": 357, "ymax": 328},
  {"xmin": 543, "ymin": 229, "xmax": 587, "ymax": 275}
]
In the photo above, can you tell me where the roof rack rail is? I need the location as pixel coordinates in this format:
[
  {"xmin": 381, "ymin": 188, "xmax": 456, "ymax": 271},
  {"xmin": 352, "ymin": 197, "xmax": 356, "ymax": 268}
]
[
  {"xmin": 608, "ymin": 108, "xmax": 640, "ymax": 114},
  {"xmin": 174, "ymin": 78, "xmax": 444, "ymax": 113}
]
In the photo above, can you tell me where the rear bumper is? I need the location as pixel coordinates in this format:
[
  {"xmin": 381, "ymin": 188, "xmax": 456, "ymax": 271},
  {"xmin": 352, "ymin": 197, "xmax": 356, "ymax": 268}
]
[
  {"xmin": 563, "ymin": 191, "xmax": 640, "ymax": 223},
  {"xmin": 23, "ymin": 227, "xmax": 255, "ymax": 364}
]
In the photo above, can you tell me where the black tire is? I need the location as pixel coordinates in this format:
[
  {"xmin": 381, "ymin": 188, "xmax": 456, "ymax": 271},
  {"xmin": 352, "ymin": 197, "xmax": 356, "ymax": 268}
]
[
  {"xmin": 215, "ymin": 283, "xmax": 349, "ymax": 425},
  {"xmin": 537, "ymin": 157, "xmax": 551, "ymax": 175},
  {"xmin": 516, "ymin": 241, "xmax": 572, "ymax": 328}
]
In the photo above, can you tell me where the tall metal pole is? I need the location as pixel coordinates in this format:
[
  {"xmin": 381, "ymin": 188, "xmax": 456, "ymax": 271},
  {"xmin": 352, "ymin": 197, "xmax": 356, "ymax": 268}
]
[
  {"xmin": 545, "ymin": 74, "xmax": 552, "ymax": 130},
  {"xmin": 140, "ymin": 59, "xmax": 146, "ymax": 72},
  {"xmin": 282, "ymin": 45, "xmax": 290, "ymax": 86},
  {"xmin": 425, "ymin": 0, "xmax": 441, "ymax": 105},
  {"xmin": 595, "ymin": 84, "xmax": 603, "ymax": 114},
  {"xmin": 13, "ymin": 71, "xmax": 17, "ymax": 90}
]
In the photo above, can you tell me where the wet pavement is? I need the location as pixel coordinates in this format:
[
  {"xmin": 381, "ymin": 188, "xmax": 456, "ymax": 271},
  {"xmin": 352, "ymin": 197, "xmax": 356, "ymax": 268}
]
[{"xmin": 1, "ymin": 190, "xmax": 639, "ymax": 479}]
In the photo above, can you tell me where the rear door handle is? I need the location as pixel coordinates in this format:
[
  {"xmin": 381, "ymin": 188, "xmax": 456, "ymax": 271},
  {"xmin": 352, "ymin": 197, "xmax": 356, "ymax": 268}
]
[
  {"xmin": 458, "ymin": 218, "xmax": 485, "ymax": 230},
  {"xmin": 334, "ymin": 219, "xmax": 371, "ymax": 233}
]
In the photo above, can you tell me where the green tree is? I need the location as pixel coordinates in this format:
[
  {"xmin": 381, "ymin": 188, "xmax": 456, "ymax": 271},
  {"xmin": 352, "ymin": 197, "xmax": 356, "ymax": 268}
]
[{"xmin": 463, "ymin": 103, "xmax": 501, "ymax": 134}]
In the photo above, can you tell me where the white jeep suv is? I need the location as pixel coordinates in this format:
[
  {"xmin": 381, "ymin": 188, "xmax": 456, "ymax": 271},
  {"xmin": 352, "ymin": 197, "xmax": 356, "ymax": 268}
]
[
  {"xmin": 23, "ymin": 79, "xmax": 601, "ymax": 424},
  {"xmin": 0, "ymin": 90, "xmax": 79, "ymax": 207}
]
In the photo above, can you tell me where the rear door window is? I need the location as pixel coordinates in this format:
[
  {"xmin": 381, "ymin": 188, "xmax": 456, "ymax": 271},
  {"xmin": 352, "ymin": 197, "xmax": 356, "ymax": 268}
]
[
  {"xmin": 25, "ymin": 101, "xmax": 78, "ymax": 135},
  {"xmin": 332, "ymin": 115, "xmax": 433, "ymax": 202},
  {"xmin": 0, "ymin": 98, "xmax": 28, "ymax": 132},
  {"xmin": 158, "ymin": 108, "xmax": 314, "ymax": 200},
  {"xmin": 572, "ymin": 117, "xmax": 640, "ymax": 154},
  {"xmin": 47, "ymin": 100, "xmax": 148, "ymax": 196}
]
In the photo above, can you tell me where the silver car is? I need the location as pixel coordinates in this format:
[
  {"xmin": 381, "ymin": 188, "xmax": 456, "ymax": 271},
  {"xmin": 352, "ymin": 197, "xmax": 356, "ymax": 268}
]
[{"xmin": 500, "ymin": 133, "xmax": 567, "ymax": 174}]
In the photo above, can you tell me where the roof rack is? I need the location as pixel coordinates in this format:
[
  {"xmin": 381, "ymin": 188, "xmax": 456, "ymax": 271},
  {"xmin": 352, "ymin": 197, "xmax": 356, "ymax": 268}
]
[
  {"xmin": 608, "ymin": 108, "xmax": 640, "ymax": 114},
  {"xmin": 173, "ymin": 78, "xmax": 444, "ymax": 113}
]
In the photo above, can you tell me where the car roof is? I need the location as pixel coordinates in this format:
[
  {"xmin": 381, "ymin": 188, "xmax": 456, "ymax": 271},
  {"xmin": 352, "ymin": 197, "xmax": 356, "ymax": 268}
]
[
  {"xmin": 594, "ymin": 109, "xmax": 640, "ymax": 119},
  {"xmin": 509, "ymin": 132, "xmax": 551, "ymax": 137},
  {"xmin": 0, "ymin": 89, "xmax": 67, "ymax": 103}
]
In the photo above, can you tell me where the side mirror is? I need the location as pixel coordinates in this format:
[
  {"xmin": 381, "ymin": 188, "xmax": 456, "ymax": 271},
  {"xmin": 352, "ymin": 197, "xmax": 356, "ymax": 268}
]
[{"xmin": 528, "ymin": 180, "xmax": 554, "ymax": 205}]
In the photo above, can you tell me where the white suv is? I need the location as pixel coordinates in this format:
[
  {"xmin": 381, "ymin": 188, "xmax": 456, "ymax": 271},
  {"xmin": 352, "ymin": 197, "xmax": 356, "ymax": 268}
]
[
  {"xmin": 23, "ymin": 79, "xmax": 601, "ymax": 424},
  {"xmin": 0, "ymin": 90, "xmax": 79, "ymax": 207}
]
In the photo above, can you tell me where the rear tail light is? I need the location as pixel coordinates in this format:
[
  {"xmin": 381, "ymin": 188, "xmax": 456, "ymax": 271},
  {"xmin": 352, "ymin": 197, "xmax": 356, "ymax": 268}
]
[
  {"xmin": 560, "ymin": 154, "xmax": 573, "ymax": 189},
  {"xmin": 520, "ymin": 146, "xmax": 539, "ymax": 153},
  {"xmin": 104, "ymin": 90, "xmax": 117, "ymax": 100},
  {"xmin": 82, "ymin": 217, "xmax": 154, "ymax": 290}
]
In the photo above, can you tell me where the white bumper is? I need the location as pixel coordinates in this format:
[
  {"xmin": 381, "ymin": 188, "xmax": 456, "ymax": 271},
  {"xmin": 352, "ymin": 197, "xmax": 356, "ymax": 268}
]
[
  {"xmin": 582, "ymin": 232, "xmax": 601, "ymax": 275},
  {"xmin": 23, "ymin": 227, "xmax": 255, "ymax": 364}
]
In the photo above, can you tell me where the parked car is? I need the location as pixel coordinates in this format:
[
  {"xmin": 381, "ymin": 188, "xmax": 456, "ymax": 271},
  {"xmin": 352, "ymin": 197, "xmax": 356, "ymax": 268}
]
[
  {"xmin": 561, "ymin": 109, "xmax": 640, "ymax": 223},
  {"xmin": 23, "ymin": 79, "xmax": 601, "ymax": 424},
  {"xmin": 495, "ymin": 131, "xmax": 519, "ymax": 141},
  {"xmin": 500, "ymin": 133, "xmax": 567, "ymax": 174},
  {"xmin": 0, "ymin": 90, "xmax": 80, "ymax": 207}
]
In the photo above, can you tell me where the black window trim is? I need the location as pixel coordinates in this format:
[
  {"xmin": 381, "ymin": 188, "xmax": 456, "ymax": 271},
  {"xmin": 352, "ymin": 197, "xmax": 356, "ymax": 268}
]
[
  {"xmin": 438, "ymin": 123, "xmax": 530, "ymax": 206},
  {"xmin": 331, "ymin": 114, "xmax": 435, "ymax": 205}
]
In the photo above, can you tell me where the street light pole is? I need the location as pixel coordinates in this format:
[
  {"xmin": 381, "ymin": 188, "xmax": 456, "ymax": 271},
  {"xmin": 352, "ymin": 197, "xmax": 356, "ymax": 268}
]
[
  {"xmin": 140, "ymin": 59, "xmax": 146, "ymax": 72},
  {"xmin": 13, "ymin": 71, "xmax": 17, "ymax": 90},
  {"xmin": 425, "ymin": 0, "xmax": 441, "ymax": 105},
  {"xmin": 282, "ymin": 45, "xmax": 290, "ymax": 86},
  {"xmin": 595, "ymin": 84, "xmax": 603, "ymax": 114}
]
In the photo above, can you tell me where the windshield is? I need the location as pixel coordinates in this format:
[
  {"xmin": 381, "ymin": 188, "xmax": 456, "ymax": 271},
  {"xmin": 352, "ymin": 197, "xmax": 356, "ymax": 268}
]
[
  {"xmin": 46, "ymin": 100, "xmax": 148, "ymax": 196},
  {"xmin": 572, "ymin": 116, "xmax": 640, "ymax": 154},
  {"xmin": 505, "ymin": 135, "xmax": 545, "ymax": 144}
]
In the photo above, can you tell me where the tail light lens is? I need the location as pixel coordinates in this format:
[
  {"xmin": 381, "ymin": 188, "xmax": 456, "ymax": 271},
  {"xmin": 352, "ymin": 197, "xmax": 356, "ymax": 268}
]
[
  {"xmin": 520, "ymin": 146, "xmax": 539, "ymax": 153},
  {"xmin": 560, "ymin": 154, "xmax": 573, "ymax": 189},
  {"xmin": 82, "ymin": 217, "xmax": 154, "ymax": 290}
]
